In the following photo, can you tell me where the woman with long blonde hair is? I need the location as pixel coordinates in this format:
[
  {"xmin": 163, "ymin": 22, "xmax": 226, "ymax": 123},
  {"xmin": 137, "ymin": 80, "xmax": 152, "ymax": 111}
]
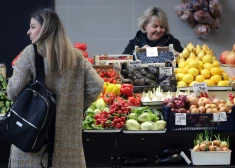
[{"xmin": 7, "ymin": 9, "xmax": 103, "ymax": 168}]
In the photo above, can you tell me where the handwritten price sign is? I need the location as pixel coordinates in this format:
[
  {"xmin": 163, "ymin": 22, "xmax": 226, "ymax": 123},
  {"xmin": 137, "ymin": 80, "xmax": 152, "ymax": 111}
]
[
  {"xmin": 146, "ymin": 47, "xmax": 158, "ymax": 57},
  {"xmin": 129, "ymin": 61, "xmax": 141, "ymax": 68},
  {"xmin": 159, "ymin": 67, "xmax": 172, "ymax": 76},
  {"xmin": 213, "ymin": 112, "xmax": 227, "ymax": 122},
  {"xmin": 193, "ymin": 82, "xmax": 208, "ymax": 97},
  {"xmin": 175, "ymin": 113, "xmax": 187, "ymax": 125}
]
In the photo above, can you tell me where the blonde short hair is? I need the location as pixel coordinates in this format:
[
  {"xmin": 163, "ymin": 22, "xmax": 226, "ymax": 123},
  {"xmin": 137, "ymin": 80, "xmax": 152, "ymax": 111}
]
[{"xmin": 138, "ymin": 6, "xmax": 170, "ymax": 34}]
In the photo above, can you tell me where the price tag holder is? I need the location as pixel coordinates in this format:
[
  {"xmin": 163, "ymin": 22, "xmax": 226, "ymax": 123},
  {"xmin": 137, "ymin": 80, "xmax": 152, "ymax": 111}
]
[
  {"xmin": 213, "ymin": 112, "xmax": 227, "ymax": 122},
  {"xmin": 193, "ymin": 82, "xmax": 208, "ymax": 97},
  {"xmin": 146, "ymin": 47, "xmax": 158, "ymax": 57},
  {"xmin": 175, "ymin": 113, "xmax": 187, "ymax": 125},
  {"xmin": 129, "ymin": 61, "xmax": 141, "ymax": 68},
  {"xmin": 159, "ymin": 67, "xmax": 172, "ymax": 76}
]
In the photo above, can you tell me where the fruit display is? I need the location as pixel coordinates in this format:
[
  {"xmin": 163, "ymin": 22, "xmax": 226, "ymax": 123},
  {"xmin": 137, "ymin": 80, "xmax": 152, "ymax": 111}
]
[
  {"xmin": 193, "ymin": 130, "xmax": 230, "ymax": 152},
  {"xmin": 176, "ymin": 42, "xmax": 230, "ymax": 87},
  {"xmin": 136, "ymin": 50, "xmax": 175, "ymax": 64},
  {"xmin": 219, "ymin": 44, "xmax": 235, "ymax": 66},
  {"xmin": 94, "ymin": 55, "xmax": 133, "ymax": 66},
  {"xmin": 124, "ymin": 106, "xmax": 166, "ymax": 131}
]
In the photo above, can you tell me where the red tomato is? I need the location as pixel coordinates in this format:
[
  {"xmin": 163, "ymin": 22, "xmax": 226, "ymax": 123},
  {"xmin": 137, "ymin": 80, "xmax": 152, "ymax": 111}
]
[
  {"xmin": 86, "ymin": 58, "xmax": 94, "ymax": 64},
  {"xmin": 74, "ymin": 42, "xmax": 87, "ymax": 51},
  {"xmin": 83, "ymin": 51, "xmax": 89, "ymax": 58}
]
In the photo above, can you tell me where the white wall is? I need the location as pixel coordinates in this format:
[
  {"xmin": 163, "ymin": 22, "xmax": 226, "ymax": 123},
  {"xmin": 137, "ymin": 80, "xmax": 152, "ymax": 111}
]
[{"xmin": 55, "ymin": 0, "xmax": 235, "ymax": 57}]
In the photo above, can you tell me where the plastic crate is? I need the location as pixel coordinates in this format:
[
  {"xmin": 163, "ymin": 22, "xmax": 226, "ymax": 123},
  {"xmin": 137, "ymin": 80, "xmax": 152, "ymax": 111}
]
[
  {"xmin": 190, "ymin": 149, "xmax": 231, "ymax": 165},
  {"xmin": 162, "ymin": 106, "xmax": 235, "ymax": 131}
]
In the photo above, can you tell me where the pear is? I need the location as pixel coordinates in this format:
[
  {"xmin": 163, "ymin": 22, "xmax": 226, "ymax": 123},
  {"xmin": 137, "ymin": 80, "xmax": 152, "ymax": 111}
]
[
  {"xmin": 206, "ymin": 50, "xmax": 214, "ymax": 56},
  {"xmin": 202, "ymin": 44, "xmax": 209, "ymax": 53},
  {"xmin": 197, "ymin": 50, "xmax": 205, "ymax": 60},
  {"xmin": 182, "ymin": 48, "xmax": 190, "ymax": 58},
  {"xmin": 195, "ymin": 45, "xmax": 202, "ymax": 55},
  {"xmin": 187, "ymin": 42, "xmax": 195, "ymax": 53},
  {"xmin": 189, "ymin": 52, "xmax": 197, "ymax": 58}
]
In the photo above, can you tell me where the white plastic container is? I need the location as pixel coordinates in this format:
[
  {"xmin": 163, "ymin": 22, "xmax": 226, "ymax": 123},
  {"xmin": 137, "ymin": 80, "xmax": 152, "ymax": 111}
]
[{"xmin": 190, "ymin": 149, "xmax": 231, "ymax": 165}]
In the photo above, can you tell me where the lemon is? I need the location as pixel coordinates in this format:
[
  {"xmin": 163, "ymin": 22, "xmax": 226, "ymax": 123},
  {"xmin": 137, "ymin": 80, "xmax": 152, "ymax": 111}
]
[
  {"xmin": 218, "ymin": 80, "xmax": 229, "ymax": 86},
  {"xmin": 210, "ymin": 75, "xmax": 222, "ymax": 84},
  {"xmin": 210, "ymin": 67, "xmax": 222, "ymax": 75},
  {"xmin": 182, "ymin": 67, "xmax": 189, "ymax": 74},
  {"xmin": 178, "ymin": 62, "xmax": 185, "ymax": 68},
  {"xmin": 201, "ymin": 69, "xmax": 210, "ymax": 78},
  {"xmin": 213, "ymin": 61, "xmax": 220, "ymax": 67},
  {"xmin": 202, "ymin": 55, "xmax": 213, "ymax": 64},
  {"xmin": 195, "ymin": 75, "xmax": 205, "ymax": 82},
  {"xmin": 204, "ymin": 79, "xmax": 215, "ymax": 86},
  {"xmin": 221, "ymin": 73, "xmax": 229, "ymax": 80},
  {"xmin": 176, "ymin": 68, "xmax": 184, "ymax": 74},
  {"xmin": 198, "ymin": 61, "xmax": 204, "ymax": 68},
  {"xmin": 182, "ymin": 74, "xmax": 194, "ymax": 84},
  {"xmin": 188, "ymin": 60, "xmax": 199, "ymax": 68},
  {"xmin": 178, "ymin": 81, "xmax": 188, "ymax": 87},
  {"xmin": 189, "ymin": 81, "xmax": 198, "ymax": 86},
  {"xmin": 203, "ymin": 63, "xmax": 213, "ymax": 70},
  {"xmin": 176, "ymin": 73, "xmax": 185, "ymax": 81},
  {"xmin": 188, "ymin": 68, "xmax": 199, "ymax": 76}
]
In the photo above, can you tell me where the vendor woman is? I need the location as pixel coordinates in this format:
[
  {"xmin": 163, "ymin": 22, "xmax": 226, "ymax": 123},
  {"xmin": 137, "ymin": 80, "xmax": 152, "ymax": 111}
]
[{"xmin": 122, "ymin": 6, "xmax": 183, "ymax": 55}]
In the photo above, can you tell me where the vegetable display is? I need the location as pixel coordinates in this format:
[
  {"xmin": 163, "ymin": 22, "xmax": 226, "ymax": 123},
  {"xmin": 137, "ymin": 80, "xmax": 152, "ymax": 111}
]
[
  {"xmin": 0, "ymin": 92, "xmax": 12, "ymax": 114},
  {"xmin": 0, "ymin": 74, "xmax": 7, "ymax": 91},
  {"xmin": 193, "ymin": 130, "xmax": 230, "ymax": 152},
  {"xmin": 124, "ymin": 107, "xmax": 166, "ymax": 131}
]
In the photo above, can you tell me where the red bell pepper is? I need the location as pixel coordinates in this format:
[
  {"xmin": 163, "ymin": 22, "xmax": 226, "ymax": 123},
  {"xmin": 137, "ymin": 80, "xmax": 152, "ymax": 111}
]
[
  {"xmin": 120, "ymin": 84, "xmax": 133, "ymax": 97},
  {"xmin": 103, "ymin": 92, "xmax": 115, "ymax": 104},
  {"xmin": 128, "ymin": 94, "xmax": 141, "ymax": 106}
]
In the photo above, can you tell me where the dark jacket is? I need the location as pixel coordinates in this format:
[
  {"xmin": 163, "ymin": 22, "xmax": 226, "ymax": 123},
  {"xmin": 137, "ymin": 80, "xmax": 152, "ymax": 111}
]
[{"xmin": 122, "ymin": 31, "xmax": 183, "ymax": 55}]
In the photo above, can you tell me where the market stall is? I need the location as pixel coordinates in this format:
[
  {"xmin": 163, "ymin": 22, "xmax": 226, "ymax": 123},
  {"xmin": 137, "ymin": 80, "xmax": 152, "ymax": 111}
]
[{"xmin": 1, "ymin": 42, "xmax": 235, "ymax": 168}]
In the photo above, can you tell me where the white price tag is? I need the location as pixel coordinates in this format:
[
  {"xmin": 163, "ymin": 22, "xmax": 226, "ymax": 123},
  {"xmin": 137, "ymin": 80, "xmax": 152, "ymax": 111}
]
[
  {"xmin": 159, "ymin": 67, "xmax": 172, "ymax": 76},
  {"xmin": 129, "ymin": 61, "xmax": 141, "ymax": 68},
  {"xmin": 193, "ymin": 82, "xmax": 208, "ymax": 97},
  {"xmin": 146, "ymin": 47, "xmax": 158, "ymax": 57},
  {"xmin": 175, "ymin": 113, "xmax": 187, "ymax": 125},
  {"xmin": 180, "ymin": 151, "xmax": 191, "ymax": 165},
  {"xmin": 213, "ymin": 112, "xmax": 227, "ymax": 122}
]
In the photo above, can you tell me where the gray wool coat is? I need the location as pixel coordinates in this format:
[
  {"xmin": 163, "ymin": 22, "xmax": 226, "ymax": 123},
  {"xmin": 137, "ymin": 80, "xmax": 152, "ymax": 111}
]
[{"xmin": 7, "ymin": 44, "xmax": 104, "ymax": 168}]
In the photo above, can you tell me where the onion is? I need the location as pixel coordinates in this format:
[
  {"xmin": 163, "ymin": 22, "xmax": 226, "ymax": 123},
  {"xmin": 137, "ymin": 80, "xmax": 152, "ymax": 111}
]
[
  {"xmin": 212, "ymin": 99, "xmax": 220, "ymax": 105},
  {"xmin": 198, "ymin": 106, "xmax": 206, "ymax": 113},
  {"xmin": 225, "ymin": 50, "xmax": 235, "ymax": 66},
  {"xmin": 191, "ymin": 108, "xmax": 199, "ymax": 114},
  {"xmin": 166, "ymin": 102, "xmax": 175, "ymax": 109},
  {"xmin": 199, "ymin": 143, "xmax": 207, "ymax": 151},
  {"xmin": 187, "ymin": 97, "xmax": 199, "ymax": 106},
  {"xmin": 175, "ymin": 100, "xmax": 185, "ymax": 109}
]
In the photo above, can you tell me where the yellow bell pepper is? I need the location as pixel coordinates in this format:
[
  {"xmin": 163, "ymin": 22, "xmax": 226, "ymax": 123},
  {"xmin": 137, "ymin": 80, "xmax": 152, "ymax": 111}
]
[{"xmin": 105, "ymin": 83, "xmax": 120, "ymax": 96}]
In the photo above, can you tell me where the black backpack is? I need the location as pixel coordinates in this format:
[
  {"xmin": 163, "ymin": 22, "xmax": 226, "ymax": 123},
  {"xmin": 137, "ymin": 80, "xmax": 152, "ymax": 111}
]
[{"xmin": 0, "ymin": 44, "xmax": 56, "ymax": 167}]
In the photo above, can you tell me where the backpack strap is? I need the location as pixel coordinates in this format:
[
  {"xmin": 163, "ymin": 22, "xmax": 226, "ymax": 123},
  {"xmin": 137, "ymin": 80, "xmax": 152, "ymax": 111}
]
[
  {"xmin": 33, "ymin": 44, "xmax": 55, "ymax": 168},
  {"xmin": 33, "ymin": 44, "xmax": 45, "ymax": 83}
]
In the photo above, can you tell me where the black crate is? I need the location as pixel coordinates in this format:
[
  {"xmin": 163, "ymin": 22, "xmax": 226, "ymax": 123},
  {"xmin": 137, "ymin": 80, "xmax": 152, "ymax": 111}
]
[
  {"xmin": 133, "ymin": 79, "xmax": 177, "ymax": 93},
  {"xmin": 162, "ymin": 105, "xmax": 235, "ymax": 131}
]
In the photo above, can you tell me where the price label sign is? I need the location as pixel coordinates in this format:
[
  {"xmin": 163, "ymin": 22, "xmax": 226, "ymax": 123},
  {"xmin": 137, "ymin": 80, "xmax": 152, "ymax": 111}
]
[
  {"xmin": 129, "ymin": 61, "xmax": 141, "ymax": 68},
  {"xmin": 193, "ymin": 82, "xmax": 208, "ymax": 97},
  {"xmin": 159, "ymin": 67, "xmax": 172, "ymax": 76},
  {"xmin": 213, "ymin": 112, "xmax": 227, "ymax": 122},
  {"xmin": 175, "ymin": 113, "xmax": 187, "ymax": 125},
  {"xmin": 146, "ymin": 47, "xmax": 158, "ymax": 57}
]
